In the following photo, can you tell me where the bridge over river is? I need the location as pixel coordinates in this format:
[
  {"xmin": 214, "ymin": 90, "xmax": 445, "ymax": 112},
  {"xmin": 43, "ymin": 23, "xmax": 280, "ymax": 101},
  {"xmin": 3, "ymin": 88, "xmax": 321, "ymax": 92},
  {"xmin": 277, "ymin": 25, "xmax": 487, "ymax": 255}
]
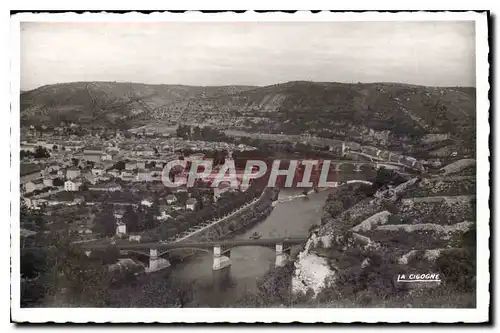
[{"xmin": 81, "ymin": 237, "xmax": 308, "ymax": 272}]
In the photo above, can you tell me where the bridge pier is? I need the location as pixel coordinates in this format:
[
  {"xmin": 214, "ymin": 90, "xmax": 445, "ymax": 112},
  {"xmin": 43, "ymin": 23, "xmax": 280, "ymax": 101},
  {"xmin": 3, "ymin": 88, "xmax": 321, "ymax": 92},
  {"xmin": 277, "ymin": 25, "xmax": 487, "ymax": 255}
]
[
  {"xmin": 146, "ymin": 248, "xmax": 171, "ymax": 273},
  {"xmin": 213, "ymin": 245, "xmax": 231, "ymax": 271},
  {"xmin": 275, "ymin": 243, "xmax": 288, "ymax": 267}
]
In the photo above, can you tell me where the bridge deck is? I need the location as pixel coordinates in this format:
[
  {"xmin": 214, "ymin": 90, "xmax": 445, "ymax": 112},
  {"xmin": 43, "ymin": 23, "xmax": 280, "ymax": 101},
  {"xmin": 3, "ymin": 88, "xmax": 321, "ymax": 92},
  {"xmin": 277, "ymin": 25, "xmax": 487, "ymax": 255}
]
[{"xmin": 80, "ymin": 237, "xmax": 308, "ymax": 250}]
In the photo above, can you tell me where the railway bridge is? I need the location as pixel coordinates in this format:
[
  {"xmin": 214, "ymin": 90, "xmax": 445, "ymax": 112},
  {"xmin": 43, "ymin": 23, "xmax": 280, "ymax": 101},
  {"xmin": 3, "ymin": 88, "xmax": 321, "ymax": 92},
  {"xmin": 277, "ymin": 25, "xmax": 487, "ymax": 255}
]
[
  {"xmin": 300, "ymin": 159, "xmax": 406, "ymax": 172},
  {"xmin": 324, "ymin": 160, "xmax": 403, "ymax": 172},
  {"xmin": 81, "ymin": 237, "xmax": 308, "ymax": 272}
]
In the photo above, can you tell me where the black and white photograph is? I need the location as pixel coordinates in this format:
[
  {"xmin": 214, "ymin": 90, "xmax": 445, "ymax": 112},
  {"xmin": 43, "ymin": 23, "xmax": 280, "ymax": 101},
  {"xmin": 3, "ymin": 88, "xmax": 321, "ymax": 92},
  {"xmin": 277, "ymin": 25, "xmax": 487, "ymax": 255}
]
[{"xmin": 9, "ymin": 11, "xmax": 489, "ymax": 323}]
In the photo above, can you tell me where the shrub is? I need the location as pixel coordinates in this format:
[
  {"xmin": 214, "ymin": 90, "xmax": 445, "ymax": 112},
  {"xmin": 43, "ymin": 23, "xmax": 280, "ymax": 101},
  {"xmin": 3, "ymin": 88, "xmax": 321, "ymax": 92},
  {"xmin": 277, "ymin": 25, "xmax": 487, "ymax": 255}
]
[
  {"xmin": 387, "ymin": 214, "xmax": 404, "ymax": 225},
  {"xmin": 334, "ymin": 249, "xmax": 408, "ymax": 299},
  {"xmin": 436, "ymin": 250, "xmax": 475, "ymax": 292}
]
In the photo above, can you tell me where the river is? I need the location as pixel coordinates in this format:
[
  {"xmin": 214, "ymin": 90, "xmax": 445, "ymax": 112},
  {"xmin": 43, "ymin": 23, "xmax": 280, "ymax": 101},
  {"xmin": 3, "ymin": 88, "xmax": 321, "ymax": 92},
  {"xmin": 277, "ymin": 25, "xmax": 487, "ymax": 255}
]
[{"xmin": 162, "ymin": 170, "xmax": 375, "ymax": 306}]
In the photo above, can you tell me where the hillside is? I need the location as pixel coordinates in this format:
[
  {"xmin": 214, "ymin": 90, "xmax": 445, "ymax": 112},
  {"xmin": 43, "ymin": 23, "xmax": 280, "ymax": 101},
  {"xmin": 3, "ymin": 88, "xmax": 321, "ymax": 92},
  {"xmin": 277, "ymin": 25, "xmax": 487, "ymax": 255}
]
[
  {"xmin": 21, "ymin": 81, "xmax": 476, "ymax": 150},
  {"xmin": 20, "ymin": 81, "xmax": 256, "ymax": 126},
  {"xmin": 290, "ymin": 161, "xmax": 476, "ymax": 307}
]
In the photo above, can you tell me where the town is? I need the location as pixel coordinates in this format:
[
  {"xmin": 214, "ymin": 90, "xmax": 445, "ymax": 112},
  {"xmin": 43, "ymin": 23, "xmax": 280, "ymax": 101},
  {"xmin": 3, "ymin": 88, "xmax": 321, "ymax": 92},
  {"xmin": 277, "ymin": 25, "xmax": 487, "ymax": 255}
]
[
  {"xmin": 16, "ymin": 16, "xmax": 481, "ymax": 316},
  {"xmin": 19, "ymin": 121, "xmax": 430, "ymax": 264}
]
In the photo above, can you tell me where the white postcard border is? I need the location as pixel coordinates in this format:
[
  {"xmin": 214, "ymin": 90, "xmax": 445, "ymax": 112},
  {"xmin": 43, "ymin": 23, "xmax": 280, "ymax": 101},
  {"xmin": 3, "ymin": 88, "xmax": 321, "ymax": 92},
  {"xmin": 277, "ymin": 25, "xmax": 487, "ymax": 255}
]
[{"xmin": 9, "ymin": 10, "xmax": 490, "ymax": 323}]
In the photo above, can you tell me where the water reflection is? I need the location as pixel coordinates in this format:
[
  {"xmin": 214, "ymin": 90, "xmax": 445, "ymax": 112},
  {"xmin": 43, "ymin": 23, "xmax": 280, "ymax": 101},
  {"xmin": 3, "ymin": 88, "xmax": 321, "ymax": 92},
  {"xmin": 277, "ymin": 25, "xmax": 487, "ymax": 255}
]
[{"xmin": 160, "ymin": 171, "xmax": 375, "ymax": 305}]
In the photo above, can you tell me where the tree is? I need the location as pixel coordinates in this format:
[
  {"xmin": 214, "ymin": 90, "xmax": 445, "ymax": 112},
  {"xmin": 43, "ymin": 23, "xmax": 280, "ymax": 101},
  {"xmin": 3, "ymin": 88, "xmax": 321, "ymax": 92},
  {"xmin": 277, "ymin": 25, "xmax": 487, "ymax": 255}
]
[
  {"xmin": 29, "ymin": 206, "xmax": 47, "ymax": 232},
  {"xmin": 21, "ymin": 237, "xmax": 115, "ymax": 307},
  {"xmin": 94, "ymin": 205, "xmax": 117, "ymax": 237},
  {"xmin": 254, "ymin": 262, "xmax": 295, "ymax": 306},
  {"xmin": 436, "ymin": 249, "xmax": 475, "ymax": 292},
  {"xmin": 34, "ymin": 146, "xmax": 50, "ymax": 159},
  {"xmin": 122, "ymin": 205, "xmax": 139, "ymax": 233},
  {"xmin": 372, "ymin": 167, "xmax": 394, "ymax": 190},
  {"xmin": 53, "ymin": 178, "xmax": 64, "ymax": 187},
  {"xmin": 52, "ymin": 145, "xmax": 58, "ymax": 151},
  {"xmin": 88, "ymin": 246, "xmax": 120, "ymax": 265},
  {"xmin": 144, "ymin": 208, "xmax": 157, "ymax": 230},
  {"xmin": 324, "ymin": 199, "xmax": 343, "ymax": 218},
  {"xmin": 113, "ymin": 161, "xmax": 126, "ymax": 171}
]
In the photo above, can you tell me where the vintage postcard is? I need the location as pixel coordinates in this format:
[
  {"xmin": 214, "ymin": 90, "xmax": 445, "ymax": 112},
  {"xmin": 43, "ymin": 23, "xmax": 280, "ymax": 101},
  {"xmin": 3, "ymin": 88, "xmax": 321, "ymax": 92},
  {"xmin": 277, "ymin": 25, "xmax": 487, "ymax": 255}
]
[{"xmin": 10, "ymin": 11, "xmax": 490, "ymax": 323}]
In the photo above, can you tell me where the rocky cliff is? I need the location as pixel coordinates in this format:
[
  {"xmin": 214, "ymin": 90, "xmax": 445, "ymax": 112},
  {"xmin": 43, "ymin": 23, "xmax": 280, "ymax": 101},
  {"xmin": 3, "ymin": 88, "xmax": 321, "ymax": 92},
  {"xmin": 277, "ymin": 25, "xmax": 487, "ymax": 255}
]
[{"xmin": 290, "ymin": 161, "xmax": 476, "ymax": 307}]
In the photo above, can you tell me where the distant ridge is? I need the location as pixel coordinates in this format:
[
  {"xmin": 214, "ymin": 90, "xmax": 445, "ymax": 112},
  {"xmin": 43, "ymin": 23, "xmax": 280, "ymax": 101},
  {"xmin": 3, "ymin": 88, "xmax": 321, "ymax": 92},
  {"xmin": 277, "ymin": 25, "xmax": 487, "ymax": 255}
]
[{"xmin": 20, "ymin": 80, "xmax": 475, "ymax": 150}]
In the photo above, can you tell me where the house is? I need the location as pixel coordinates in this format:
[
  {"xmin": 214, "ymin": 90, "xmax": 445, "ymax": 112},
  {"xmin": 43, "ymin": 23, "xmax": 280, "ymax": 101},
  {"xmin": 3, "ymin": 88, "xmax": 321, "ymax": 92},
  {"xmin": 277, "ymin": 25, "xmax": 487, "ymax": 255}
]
[
  {"xmin": 414, "ymin": 161, "xmax": 425, "ymax": 172},
  {"xmin": 125, "ymin": 161, "xmax": 137, "ymax": 170},
  {"xmin": 213, "ymin": 181, "xmax": 232, "ymax": 201},
  {"xmin": 345, "ymin": 142, "xmax": 361, "ymax": 151},
  {"xmin": 378, "ymin": 150, "xmax": 391, "ymax": 160},
  {"xmin": 166, "ymin": 194, "xmax": 177, "ymax": 204},
  {"xmin": 83, "ymin": 172, "xmax": 99, "ymax": 185},
  {"xmin": 150, "ymin": 167, "xmax": 163, "ymax": 181},
  {"xmin": 114, "ymin": 207, "xmax": 125, "ymax": 221},
  {"xmin": 121, "ymin": 174, "xmax": 136, "ymax": 182},
  {"xmin": 64, "ymin": 179, "xmax": 82, "ymax": 192},
  {"xmin": 186, "ymin": 198, "xmax": 198, "ymax": 211},
  {"xmin": 137, "ymin": 169, "xmax": 151, "ymax": 182},
  {"xmin": 99, "ymin": 174, "xmax": 112, "ymax": 182},
  {"xmin": 128, "ymin": 234, "xmax": 141, "ymax": 242},
  {"xmin": 20, "ymin": 228, "xmax": 37, "ymax": 238},
  {"xmin": 108, "ymin": 169, "xmax": 120, "ymax": 177},
  {"xmin": 73, "ymin": 196, "xmax": 85, "ymax": 205},
  {"xmin": 157, "ymin": 212, "xmax": 173, "ymax": 221},
  {"xmin": 402, "ymin": 156, "xmax": 417, "ymax": 167},
  {"xmin": 46, "ymin": 162, "xmax": 61, "ymax": 173},
  {"xmin": 43, "ymin": 177, "xmax": 54, "ymax": 187},
  {"xmin": 25, "ymin": 179, "xmax": 44, "ymax": 193},
  {"xmin": 141, "ymin": 199, "xmax": 153, "ymax": 207},
  {"xmin": 101, "ymin": 153, "xmax": 113, "ymax": 161},
  {"xmin": 91, "ymin": 166, "xmax": 105, "ymax": 176},
  {"xmin": 121, "ymin": 170, "xmax": 134, "ymax": 178},
  {"xmin": 23, "ymin": 197, "xmax": 35, "ymax": 209},
  {"xmin": 136, "ymin": 161, "xmax": 146, "ymax": 170},
  {"xmin": 174, "ymin": 172, "xmax": 188, "ymax": 184},
  {"xmin": 135, "ymin": 148, "xmax": 155, "ymax": 157},
  {"xmin": 161, "ymin": 153, "xmax": 178, "ymax": 163},
  {"xmin": 20, "ymin": 144, "xmax": 37, "ymax": 153},
  {"xmin": 83, "ymin": 153, "xmax": 102, "ymax": 163},
  {"xmin": 361, "ymin": 146, "xmax": 380, "ymax": 157},
  {"xmin": 57, "ymin": 169, "xmax": 66, "ymax": 177},
  {"xmin": 187, "ymin": 153, "xmax": 205, "ymax": 162},
  {"xmin": 83, "ymin": 146, "xmax": 102, "ymax": 155},
  {"xmin": 24, "ymin": 197, "xmax": 46, "ymax": 209},
  {"xmin": 66, "ymin": 167, "xmax": 81, "ymax": 180},
  {"xmin": 389, "ymin": 154, "xmax": 403, "ymax": 163},
  {"xmin": 116, "ymin": 223, "xmax": 127, "ymax": 236}
]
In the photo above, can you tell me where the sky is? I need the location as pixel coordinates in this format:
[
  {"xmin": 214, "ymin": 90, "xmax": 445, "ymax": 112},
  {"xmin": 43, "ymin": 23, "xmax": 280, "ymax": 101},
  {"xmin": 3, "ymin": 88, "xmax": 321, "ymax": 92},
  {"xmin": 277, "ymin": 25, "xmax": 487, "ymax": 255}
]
[{"xmin": 20, "ymin": 21, "xmax": 476, "ymax": 90}]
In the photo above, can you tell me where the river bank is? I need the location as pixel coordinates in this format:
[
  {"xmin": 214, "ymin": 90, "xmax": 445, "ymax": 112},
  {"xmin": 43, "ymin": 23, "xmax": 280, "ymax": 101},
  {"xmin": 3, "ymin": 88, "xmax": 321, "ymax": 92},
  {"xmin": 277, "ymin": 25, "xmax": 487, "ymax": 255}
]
[{"xmin": 55, "ymin": 172, "xmax": 375, "ymax": 307}]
